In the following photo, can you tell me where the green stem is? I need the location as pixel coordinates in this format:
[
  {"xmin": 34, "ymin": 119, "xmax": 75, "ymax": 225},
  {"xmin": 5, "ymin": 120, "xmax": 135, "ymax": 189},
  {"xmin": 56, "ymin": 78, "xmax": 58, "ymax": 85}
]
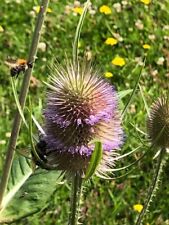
[
  {"xmin": 121, "ymin": 57, "xmax": 146, "ymax": 119},
  {"xmin": 0, "ymin": 0, "xmax": 49, "ymax": 209},
  {"xmin": 135, "ymin": 147, "xmax": 166, "ymax": 225},
  {"xmin": 72, "ymin": 0, "xmax": 90, "ymax": 67},
  {"xmin": 68, "ymin": 173, "xmax": 83, "ymax": 225}
]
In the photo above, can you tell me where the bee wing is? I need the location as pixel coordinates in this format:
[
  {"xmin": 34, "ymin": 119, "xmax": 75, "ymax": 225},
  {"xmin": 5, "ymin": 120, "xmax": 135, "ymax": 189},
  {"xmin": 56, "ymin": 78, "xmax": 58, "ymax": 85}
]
[{"xmin": 5, "ymin": 59, "xmax": 17, "ymax": 68}]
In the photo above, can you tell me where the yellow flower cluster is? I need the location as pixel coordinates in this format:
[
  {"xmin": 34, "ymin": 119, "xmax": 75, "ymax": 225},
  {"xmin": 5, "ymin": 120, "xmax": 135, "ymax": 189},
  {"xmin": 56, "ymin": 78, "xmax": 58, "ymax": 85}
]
[
  {"xmin": 104, "ymin": 72, "xmax": 113, "ymax": 78},
  {"xmin": 105, "ymin": 37, "xmax": 118, "ymax": 46},
  {"xmin": 73, "ymin": 7, "xmax": 83, "ymax": 15},
  {"xmin": 99, "ymin": 5, "xmax": 112, "ymax": 15},
  {"xmin": 140, "ymin": 0, "xmax": 151, "ymax": 5},
  {"xmin": 133, "ymin": 204, "xmax": 143, "ymax": 213},
  {"xmin": 143, "ymin": 44, "xmax": 151, "ymax": 49},
  {"xmin": 112, "ymin": 56, "xmax": 125, "ymax": 67}
]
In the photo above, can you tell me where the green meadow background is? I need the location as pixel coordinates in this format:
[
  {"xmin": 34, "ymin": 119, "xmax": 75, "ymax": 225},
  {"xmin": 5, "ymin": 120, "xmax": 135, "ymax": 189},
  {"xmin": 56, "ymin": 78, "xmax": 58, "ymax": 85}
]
[{"xmin": 0, "ymin": 0, "xmax": 169, "ymax": 224}]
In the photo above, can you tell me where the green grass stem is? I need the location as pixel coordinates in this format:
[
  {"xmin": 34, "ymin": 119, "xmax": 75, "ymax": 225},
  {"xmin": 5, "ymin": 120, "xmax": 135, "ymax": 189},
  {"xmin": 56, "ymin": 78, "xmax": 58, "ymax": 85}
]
[{"xmin": 0, "ymin": 0, "xmax": 49, "ymax": 209}]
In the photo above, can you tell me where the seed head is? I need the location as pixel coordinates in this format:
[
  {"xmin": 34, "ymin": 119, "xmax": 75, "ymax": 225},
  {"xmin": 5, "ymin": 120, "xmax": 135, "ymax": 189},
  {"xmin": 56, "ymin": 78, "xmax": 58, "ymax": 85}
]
[
  {"xmin": 147, "ymin": 97, "xmax": 169, "ymax": 148},
  {"xmin": 42, "ymin": 60, "xmax": 123, "ymax": 176}
]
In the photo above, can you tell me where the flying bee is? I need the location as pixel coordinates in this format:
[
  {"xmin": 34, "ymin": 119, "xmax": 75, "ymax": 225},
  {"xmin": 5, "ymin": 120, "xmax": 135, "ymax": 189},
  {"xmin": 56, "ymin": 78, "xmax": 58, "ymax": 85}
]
[{"xmin": 5, "ymin": 58, "xmax": 33, "ymax": 78}]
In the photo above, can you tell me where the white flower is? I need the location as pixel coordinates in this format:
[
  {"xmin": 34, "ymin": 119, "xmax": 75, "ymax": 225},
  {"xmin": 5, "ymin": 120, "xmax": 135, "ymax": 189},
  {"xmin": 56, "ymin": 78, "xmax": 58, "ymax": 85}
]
[
  {"xmin": 151, "ymin": 70, "xmax": 158, "ymax": 77},
  {"xmin": 135, "ymin": 57, "xmax": 144, "ymax": 66},
  {"xmin": 122, "ymin": 1, "xmax": 128, "ymax": 6},
  {"xmin": 148, "ymin": 34, "xmax": 156, "ymax": 41},
  {"xmin": 113, "ymin": 3, "xmax": 122, "ymax": 13},
  {"xmin": 156, "ymin": 57, "xmax": 165, "ymax": 65},
  {"xmin": 38, "ymin": 42, "xmax": 46, "ymax": 52},
  {"xmin": 135, "ymin": 20, "xmax": 144, "ymax": 30}
]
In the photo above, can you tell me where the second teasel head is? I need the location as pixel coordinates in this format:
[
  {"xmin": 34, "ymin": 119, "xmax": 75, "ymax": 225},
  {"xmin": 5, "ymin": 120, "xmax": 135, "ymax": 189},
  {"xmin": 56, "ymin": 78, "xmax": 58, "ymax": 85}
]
[{"xmin": 147, "ymin": 97, "xmax": 169, "ymax": 148}]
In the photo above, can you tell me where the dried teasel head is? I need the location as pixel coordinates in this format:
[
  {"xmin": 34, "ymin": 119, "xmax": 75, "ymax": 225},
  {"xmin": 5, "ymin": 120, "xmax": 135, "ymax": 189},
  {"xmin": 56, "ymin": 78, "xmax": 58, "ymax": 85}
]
[{"xmin": 147, "ymin": 97, "xmax": 169, "ymax": 148}]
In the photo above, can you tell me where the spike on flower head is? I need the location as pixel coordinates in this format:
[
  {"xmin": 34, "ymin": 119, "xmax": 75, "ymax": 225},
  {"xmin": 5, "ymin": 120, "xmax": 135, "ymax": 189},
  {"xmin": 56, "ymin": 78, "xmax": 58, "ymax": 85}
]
[
  {"xmin": 147, "ymin": 97, "xmax": 169, "ymax": 148},
  {"xmin": 42, "ymin": 60, "xmax": 123, "ymax": 176}
]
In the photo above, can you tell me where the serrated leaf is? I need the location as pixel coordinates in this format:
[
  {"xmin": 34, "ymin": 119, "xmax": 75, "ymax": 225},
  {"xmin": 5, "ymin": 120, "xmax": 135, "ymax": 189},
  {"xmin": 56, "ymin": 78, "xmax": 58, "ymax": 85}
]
[
  {"xmin": 85, "ymin": 141, "xmax": 103, "ymax": 180},
  {"xmin": 0, "ymin": 155, "xmax": 63, "ymax": 223}
]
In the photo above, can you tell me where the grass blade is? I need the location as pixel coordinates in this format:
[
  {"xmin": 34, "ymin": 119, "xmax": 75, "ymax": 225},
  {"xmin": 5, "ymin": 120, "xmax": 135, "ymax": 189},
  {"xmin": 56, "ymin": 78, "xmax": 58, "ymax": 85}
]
[{"xmin": 122, "ymin": 58, "xmax": 146, "ymax": 118}]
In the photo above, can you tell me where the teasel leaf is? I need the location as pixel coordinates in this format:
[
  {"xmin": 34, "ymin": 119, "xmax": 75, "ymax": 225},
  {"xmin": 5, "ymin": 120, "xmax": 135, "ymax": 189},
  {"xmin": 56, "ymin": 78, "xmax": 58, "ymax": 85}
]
[{"xmin": 0, "ymin": 155, "xmax": 63, "ymax": 223}]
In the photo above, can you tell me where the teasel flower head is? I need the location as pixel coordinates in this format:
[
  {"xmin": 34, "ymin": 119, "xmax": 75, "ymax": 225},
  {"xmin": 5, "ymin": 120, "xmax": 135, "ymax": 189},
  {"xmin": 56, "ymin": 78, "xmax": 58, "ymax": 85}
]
[
  {"xmin": 42, "ymin": 60, "xmax": 123, "ymax": 177},
  {"xmin": 147, "ymin": 97, "xmax": 169, "ymax": 148}
]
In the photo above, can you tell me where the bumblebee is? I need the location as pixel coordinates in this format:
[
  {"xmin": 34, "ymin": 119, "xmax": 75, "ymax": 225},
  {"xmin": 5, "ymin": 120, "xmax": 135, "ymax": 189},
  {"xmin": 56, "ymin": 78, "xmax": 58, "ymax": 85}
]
[
  {"xmin": 5, "ymin": 58, "xmax": 32, "ymax": 78},
  {"xmin": 32, "ymin": 140, "xmax": 58, "ymax": 170},
  {"xmin": 32, "ymin": 139, "xmax": 48, "ymax": 169},
  {"xmin": 36, "ymin": 140, "xmax": 47, "ymax": 162}
]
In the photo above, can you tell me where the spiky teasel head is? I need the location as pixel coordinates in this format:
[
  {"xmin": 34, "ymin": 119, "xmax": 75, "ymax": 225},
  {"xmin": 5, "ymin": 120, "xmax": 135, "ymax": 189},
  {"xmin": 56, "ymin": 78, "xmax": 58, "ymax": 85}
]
[
  {"xmin": 42, "ymin": 60, "xmax": 123, "ymax": 177},
  {"xmin": 147, "ymin": 97, "xmax": 169, "ymax": 148}
]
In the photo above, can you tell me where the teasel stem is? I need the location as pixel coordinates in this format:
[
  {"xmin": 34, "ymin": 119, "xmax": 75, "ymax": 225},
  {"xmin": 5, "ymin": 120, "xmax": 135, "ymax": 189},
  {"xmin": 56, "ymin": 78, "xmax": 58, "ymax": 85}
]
[
  {"xmin": 0, "ymin": 0, "xmax": 49, "ymax": 209},
  {"xmin": 135, "ymin": 147, "xmax": 166, "ymax": 225},
  {"xmin": 68, "ymin": 173, "xmax": 83, "ymax": 225}
]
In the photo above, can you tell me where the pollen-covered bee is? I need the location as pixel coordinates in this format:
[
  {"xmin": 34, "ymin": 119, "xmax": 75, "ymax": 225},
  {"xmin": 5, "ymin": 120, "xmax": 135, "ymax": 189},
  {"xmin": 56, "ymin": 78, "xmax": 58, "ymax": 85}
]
[{"xmin": 5, "ymin": 58, "xmax": 32, "ymax": 78}]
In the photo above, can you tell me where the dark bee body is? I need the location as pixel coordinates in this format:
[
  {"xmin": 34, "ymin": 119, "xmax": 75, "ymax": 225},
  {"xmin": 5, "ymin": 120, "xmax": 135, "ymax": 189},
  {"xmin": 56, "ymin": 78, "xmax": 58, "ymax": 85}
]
[
  {"xmin": 5, "ymin": 58, "xmax": 33, "ymax": 78},
  {"xmin": 33, "ymin": 140, "xmax": 58, "ymax": 170},
  {"xmin": 32, "ymin": 140, "xmax": 48, "ymax": 169},
  {"xmin": 36, "ymin": 140, "xmax": 47, "ymax": 162},
  {"xmin": 10, "ymin": 63, "xmax": 27, "ymax": 77}
]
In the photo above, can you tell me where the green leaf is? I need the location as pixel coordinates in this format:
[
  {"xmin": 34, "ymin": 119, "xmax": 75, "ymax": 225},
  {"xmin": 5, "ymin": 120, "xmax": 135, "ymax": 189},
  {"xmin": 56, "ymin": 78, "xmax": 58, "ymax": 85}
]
[
  {"xmin": 2, "ymin": 155, "xmax": 32, "ymax": 211},
  {"xmin": 0, "ymin": 155, "xmax": 63, "ymax": 223},
  {"xmin": 85, "ymin": 141, "xmax": 103, "ymax": 180},
  {"xmin": 118, "ymin": 89, "xmax": 133, "ymax": 100}
]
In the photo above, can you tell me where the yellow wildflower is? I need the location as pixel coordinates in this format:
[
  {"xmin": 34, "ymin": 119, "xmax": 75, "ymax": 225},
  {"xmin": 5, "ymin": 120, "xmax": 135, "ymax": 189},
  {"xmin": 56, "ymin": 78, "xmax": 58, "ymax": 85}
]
[
  {"xmin": 33, "ymin": 6, "xmax": 52, "ymax": 13},
  {"xmin": 0, "ymin": 25, "xmax": 4, "ymax": 32},
  {"xmin": 112, "ymin": 56, "xmax": 125, "ymax": 67},
  {"xmin": 78, "ymin": 41, "xmax": 82, "ymax": 48},
  {"xmin": 140, "ymin": 0, "xmax": 151, "ymax": 5},
  {"xmin": 46, "ymin": 7, "xmax": 52, "ymax": 13},
  {"xmin": 73, "ymin": 7, "xmax": 83, "ymax": 15},
  {"xmin": 143, "ymin": 44, "xmax": 151, "ymax": 49},
  {"xmin": 104, "ymin": 72, "xmax": 113, "ymax": 78},
  {"xmin": 133, "ymin": 204, "xmax": 143, "ymax": 213},
  {"xmin": 105, "ymin": 38, "xmax": 118, "ymax": 46},
  {"xmin": 99, "ymin": 5, "xmax": 112, "ymax": 15}
]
